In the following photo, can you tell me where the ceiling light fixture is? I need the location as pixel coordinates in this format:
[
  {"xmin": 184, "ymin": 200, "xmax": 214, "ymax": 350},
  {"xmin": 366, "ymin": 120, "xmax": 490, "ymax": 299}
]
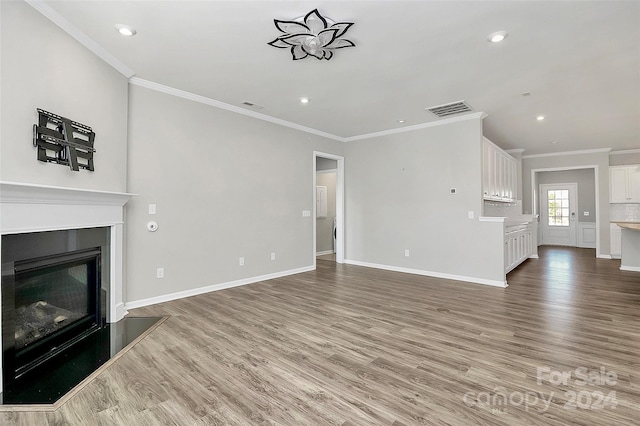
[
  {"xmin": 488, "ymin": 31, "xmax": 508, "ymax": 43},
  {"xmin": 397, "ymin": 120, "xmax": 406, "ymax": 124},
  {"xmin": 537, "ymin": 115, "xmax": 545, "ymax": 121},
  {"xmin": 115, "ymin": 24, "xmax": 136, "ymax": 36},
  {"xmin": 268, "ymin": 9, "xmax": 355, "ymax": 61},
  {"xmin": 300, "ymin": 97, "xmax": 310, "ymax": 104}
]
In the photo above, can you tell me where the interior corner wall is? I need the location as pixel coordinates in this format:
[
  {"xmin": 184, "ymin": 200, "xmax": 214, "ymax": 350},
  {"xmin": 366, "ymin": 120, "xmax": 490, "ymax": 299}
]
[
  {"xmin": 522, "ymin": 152, "xmax": 610, "ymax": 255},
  {"xmin": 125, "ymin": 84, "xmax": 344, "ymax": 303},
  {"xmin": 344, "ymin": 118, "xmax": 505, "ymax": 283},
  {"xmin": 0, "ymin": 1, "xmax": 128, "ymax": 192}
]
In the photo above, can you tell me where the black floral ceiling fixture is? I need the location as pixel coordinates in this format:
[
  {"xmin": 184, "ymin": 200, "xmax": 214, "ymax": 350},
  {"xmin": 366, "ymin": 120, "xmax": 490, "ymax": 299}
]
[{"xmin": 268, "ymin": 9, "xmax": 355, "ymax": 61}]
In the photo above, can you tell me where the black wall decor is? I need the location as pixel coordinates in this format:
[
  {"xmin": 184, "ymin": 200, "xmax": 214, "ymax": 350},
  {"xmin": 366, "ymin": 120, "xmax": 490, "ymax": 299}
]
[{"xmin": 33, "ymin": 109, "xmax": 96, "ymax": 171}]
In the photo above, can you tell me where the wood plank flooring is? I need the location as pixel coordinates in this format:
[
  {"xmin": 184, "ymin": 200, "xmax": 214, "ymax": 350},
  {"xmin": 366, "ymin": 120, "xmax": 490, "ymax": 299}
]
[{"xmin": 2, "ymin": 246, "xmax": 639, "ymax": 425}]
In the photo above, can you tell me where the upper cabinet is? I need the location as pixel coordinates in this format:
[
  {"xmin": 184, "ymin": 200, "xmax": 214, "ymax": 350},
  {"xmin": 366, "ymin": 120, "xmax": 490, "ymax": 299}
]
[
  {"xmin": 610, "ymin": 165, "xmax": 640, "ymax": 203},
  {"xmin": 483, "ymin": 138, "xmax": 518, "ymax": 202}
]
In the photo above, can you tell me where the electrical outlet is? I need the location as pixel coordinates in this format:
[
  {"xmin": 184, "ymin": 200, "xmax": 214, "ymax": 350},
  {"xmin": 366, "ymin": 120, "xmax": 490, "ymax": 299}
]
[
  {"xmin": 468, "ymin": 211, "xmax": 475, "ymax": 219},
  {"xmin": 404, "ymin": 249, "xmax": 410, "ymax": 257},
  {"xmin": 584, "ymin": 211, "xmax": 590, "ymax": 216},
  {"xmin": 148, "ymin": 204, "xmax": 156, "ymax": 215},
  {"xmin": 156, "ymin": 268, "xmax": 164, "ymax": 278},
  {"xmin": 302, "ymin": 210, "xmax": 311, "ymax": 217},
  {"xmin": 239, "ymin": 257, "xmax": 245, "ymax": 266},
  {"xmin": 271, "ymin": 252, "xmax": 276, "ymax": 261}
]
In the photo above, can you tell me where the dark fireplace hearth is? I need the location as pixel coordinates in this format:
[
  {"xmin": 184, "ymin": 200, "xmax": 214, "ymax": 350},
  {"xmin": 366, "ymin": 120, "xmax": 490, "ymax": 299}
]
[{"xmin": 1, "ymin": 228, "xmax": 109, "ymax": 387}]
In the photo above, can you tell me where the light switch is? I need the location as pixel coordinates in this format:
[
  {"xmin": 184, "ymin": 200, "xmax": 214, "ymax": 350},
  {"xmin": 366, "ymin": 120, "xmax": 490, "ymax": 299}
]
[
  {"xmin": 468, "ymin": 211, "xmax": 475, "ymax": 219},
  {"xmin": 583, "ymin": 211, "xmax": 590, "ymax": 216},
  {"xmin": 302, "ymin": 210, "xmax": 311, "ymax": 217},
  {"xmin": 148, "ymin": 204, "xmax": 156, "ymax": 215}
]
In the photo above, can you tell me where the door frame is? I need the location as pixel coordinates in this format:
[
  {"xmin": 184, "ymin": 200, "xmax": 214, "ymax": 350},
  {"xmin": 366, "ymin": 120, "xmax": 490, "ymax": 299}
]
[
  {"xmin": 539, "ymin": 182, "xmax": 578, "ymax": 247},
  {"xmin": 313, "ymin": 152, "xmax": 344, "ymax": 266},
  {"xmin": 530, "ymin": 165, "xmax": 601, "ymax": 257}
]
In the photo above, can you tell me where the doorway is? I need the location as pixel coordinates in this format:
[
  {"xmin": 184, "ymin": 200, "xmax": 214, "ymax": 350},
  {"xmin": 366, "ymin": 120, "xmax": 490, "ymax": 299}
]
[
  {"xmin": 313, "ymin": 152, "xmax": 344, "ymax": 266},
  {"xmin": 540, "ymin": 183, "xmax": 578, "ymax": 246}
]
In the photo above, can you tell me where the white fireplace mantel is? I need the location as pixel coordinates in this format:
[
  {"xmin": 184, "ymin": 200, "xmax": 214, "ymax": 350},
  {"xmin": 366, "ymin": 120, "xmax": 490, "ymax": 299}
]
[{"xmin": 0, "ymin": 181, "xmax": 135, "ymax": 394}]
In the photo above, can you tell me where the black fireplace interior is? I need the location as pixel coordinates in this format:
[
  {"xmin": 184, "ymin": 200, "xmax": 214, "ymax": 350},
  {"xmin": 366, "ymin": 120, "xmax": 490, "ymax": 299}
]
[
  {"xmin": 1, "ymin": 228, "xmax": 109, "ymax": 388},
  {"xmin": 10, "ymin": 248, "xmax": 102, "ymax": 378}
]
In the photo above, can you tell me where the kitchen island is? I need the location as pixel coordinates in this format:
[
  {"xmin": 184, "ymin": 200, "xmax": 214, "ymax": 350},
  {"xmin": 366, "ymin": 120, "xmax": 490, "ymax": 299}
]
[{"xmin": 614, "ymin": 222, "xmax": 640, "ymax": 272}]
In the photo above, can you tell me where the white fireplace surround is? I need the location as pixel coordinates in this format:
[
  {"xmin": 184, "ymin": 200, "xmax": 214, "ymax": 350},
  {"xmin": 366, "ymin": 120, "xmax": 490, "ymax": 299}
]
[{"xmin": 0, "ymin": 181, "xmax": 134, "ymax": 394}]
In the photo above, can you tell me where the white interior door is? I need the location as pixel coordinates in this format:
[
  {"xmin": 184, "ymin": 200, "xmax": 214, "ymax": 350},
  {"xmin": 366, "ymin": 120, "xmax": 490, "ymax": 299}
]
[{"xmin": 540, "ymin": 183, "xmax": 578, "ymax": 246}]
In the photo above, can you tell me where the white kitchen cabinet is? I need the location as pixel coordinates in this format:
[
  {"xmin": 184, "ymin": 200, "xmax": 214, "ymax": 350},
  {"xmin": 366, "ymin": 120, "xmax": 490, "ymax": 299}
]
[
  {"xmin": 610, "ymin": 165, "xmax": 640, "ymax": 203},
  {"xmin": 505, "ymin": 222, "xmax": 534, "ymax": 273},
  {"xmin": 610, "ymin": 223, "xmax": 622, "ymax": 258},
  {"xmin": 483, "ymin": 138, "xmax": 518, "ymax": 202}
]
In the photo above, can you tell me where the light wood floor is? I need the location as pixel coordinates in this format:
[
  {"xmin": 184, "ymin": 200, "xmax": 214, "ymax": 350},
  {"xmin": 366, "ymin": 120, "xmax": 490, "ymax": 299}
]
[{"xmin": 2, "ymin": 246, "xmax": 639, "ymax": 425}]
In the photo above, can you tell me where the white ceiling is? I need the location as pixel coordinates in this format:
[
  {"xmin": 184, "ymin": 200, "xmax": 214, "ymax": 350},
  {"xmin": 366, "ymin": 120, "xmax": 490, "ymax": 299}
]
[{"xmin": 38, "ymin": 0, "xmax": 640, "ymax": 154}]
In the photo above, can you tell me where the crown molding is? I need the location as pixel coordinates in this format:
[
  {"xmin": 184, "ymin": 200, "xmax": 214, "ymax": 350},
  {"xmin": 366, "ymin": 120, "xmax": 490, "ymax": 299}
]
[
  {"xmin": 25, "ymin": 0, "xmax": 135, "ymax": 78},
  {"xmin": 505, "ymin": 148, "xmax": 526, "ymax": 154},
  {"xmin": 522, "ymin": 148, "xmax": 612, "ymax": 159},
  {"xmin": 609, "ymin": 149, "xmax": 640, "ymax": 155},
  {"xmin": 343, "ymin": 112, "xmax": 487, "ymax": 142},
  {"xmin": 128, "ymin": 78, "xmax": 345, "ymax": 142}
]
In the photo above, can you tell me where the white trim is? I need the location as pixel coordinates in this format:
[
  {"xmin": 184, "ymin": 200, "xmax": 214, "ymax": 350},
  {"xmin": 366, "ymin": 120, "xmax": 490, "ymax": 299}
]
[
  {"xmin": 529, "ymin": 254, "xmax": 540, "ymax": 259},
  {"xmin": 0, "ymin": 181, "xmax": 135, "ymax": 206},
  {"xmin": 522, "ymin": 148, "xmax": 611, "ymax": 159},
  {"xmin": 130, "ymin": 78, "xmax": 344, "ymax": 142},
  {"xmin": 343, "ymin": 112, "xmax": 487, "ymax": 142},
  {"xmin": 313, "ymin": 152, "xmax": 345, "ymax": 266},
  {"xmin": 24, "ymin": 0, "xmax": 135, "ymax": 78},
  {"xmin": 478, "ymin": 216, "xmax": 507, "ymax": 222},
  {"xmin": 316, "ymin": 168, "xmax": 338, "ymax": 175},
  {"xmin": 610, "ymin": 149, "xmax": 640, "ymax": 155},
  {"xmin": 597, "ymin": 254, "xmax": 613, "ymax": 259},
  {"xmin": 125, "ymin": 265, "xmax": 314, "ymax": 310},
  {"xmin": 620, "ymin": 265, "xmax": 640, "ymax": 272},
  {"xmin": 505, "ymin": 149, "xmax": 526, "ymax": 154},
  {"xmin": 316, "ymin": 250, "xmax": 334, "ymax": 256},
  {"xmin": 343, "ymin": 259, "xmax": 508, "ymax": 288}
]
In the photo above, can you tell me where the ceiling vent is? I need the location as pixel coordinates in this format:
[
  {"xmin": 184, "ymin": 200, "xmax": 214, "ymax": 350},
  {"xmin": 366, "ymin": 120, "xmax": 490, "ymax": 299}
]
[
  {"xmin": 241, "ymin": 101, "xmax": 264, "ymax": 110},
  {"xmin": 426, "ymin": 101, "xmax": 473, "ymax": 118}
]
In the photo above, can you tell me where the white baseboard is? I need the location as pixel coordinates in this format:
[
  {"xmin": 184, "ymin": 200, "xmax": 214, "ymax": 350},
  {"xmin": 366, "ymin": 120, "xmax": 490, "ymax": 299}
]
[
  {"xmin": 528, "ymin": 254, "xmax": 539, "ymax": 259},
  {"xmin": 316, "ymin": 250, "xmax": 334, "ymax": 256},
  {"xmin": 125, "ymin": 265, "xmax": 315, "ymax": 310},
  {"xmin": 597, "ymin": 254, "xmax": 614, "ymax": 259},
  {"xmin": 343, "ymin": 259, "xmax": 508, "ymax": 288},
  {"xmin": 620, "ymin": 265, "xmax": 640, "ymax": 272}
]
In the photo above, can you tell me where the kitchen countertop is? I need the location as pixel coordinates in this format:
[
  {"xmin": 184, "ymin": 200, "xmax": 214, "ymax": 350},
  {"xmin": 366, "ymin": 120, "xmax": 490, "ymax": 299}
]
[{"xmin": 613, "ymin": 222, "xmax": 640, "ymax": 231}]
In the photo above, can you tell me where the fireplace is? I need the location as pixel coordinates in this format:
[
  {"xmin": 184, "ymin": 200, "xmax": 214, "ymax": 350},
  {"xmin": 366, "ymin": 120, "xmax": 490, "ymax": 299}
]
[
  {"xmin": 1, "ymin": 228, "xmax": 109, "ymax": 386},
  {"xmin": 0, "ymin": 181, "xmax": 133, "ymax": 395}
]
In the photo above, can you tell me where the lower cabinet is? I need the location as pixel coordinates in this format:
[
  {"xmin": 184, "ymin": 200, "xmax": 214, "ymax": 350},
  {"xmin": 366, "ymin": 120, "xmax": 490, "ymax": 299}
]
[
  {"xmin": 505, "ymin": 224, "xmax": 534, "ymax": 273},
  {"xmin": 610, "ymin": 223, "xmax": 622, "ymax": 258}
]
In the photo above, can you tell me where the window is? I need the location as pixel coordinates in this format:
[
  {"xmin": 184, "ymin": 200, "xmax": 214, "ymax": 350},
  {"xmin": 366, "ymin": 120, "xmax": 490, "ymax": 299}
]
[{"xmin": 547, "ymin": 190, "xmax": 570, "ymax": 226}]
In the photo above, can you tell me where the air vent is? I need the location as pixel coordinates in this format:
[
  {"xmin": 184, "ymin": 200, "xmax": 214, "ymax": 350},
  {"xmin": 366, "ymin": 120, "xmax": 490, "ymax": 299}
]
[
  {"xmin": 426, "ymin": 101, "xmax": 473, "ymax": 118},
  {"xmin": 241, "ymin": 101, "xmax": 264, "ymax": 110}
]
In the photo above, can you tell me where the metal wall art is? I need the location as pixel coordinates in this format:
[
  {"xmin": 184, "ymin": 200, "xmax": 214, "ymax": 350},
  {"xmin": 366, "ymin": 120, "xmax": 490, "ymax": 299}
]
[
  {"xmin": 33, "ymin": 109, "xmax": 95, "ymax": 171},
  {"xmin": 268, "ymin": 9, "xmax": 355, "ymax": 61}
]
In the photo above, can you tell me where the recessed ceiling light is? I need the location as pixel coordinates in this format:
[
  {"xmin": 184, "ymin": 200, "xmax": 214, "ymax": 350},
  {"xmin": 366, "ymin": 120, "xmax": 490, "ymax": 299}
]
[
  {"xmin": 300, "ymin": 97, "xmax": 310, "ymax": 104},
  {"xmin": 115, "ymin": 24, "xmax": 136, "ymax": 36},
  {"xmin": 488, "ymin": 31, "xmax": 508, "ymax": 43},
  {"xmin": 536, "ymin": 115, "xmax": 545, "ymax": 121},
  {"xmin": 397, "ymin": 120, "xmax": 406, "ymax": 124},
  {"xmin": 551, "ymin": 141, "xmax": 558, "ymax": 144}
]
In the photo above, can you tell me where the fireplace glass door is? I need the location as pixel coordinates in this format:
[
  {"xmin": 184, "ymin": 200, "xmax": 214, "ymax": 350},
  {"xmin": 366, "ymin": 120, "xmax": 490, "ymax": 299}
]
[{"xmin": 4, "ymin": 248, "xmax": 101, "ymax": 380}]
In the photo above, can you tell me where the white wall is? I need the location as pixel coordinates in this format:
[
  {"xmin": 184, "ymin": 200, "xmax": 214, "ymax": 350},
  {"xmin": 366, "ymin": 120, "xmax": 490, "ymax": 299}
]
[
  {"xmin": 0, "ymin": 1, "xmax": 128, "ymax": 192},
  {"xmin": 522, "ymin": 151, "xmax": 610, "ymax": 255},
  {"xmin": 125, "ymin": 85, "xmax": 344, "ymax": 304},
  {"xmin": 344, "ymin": 116, "xmax": 505, "ymax": 285}
]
